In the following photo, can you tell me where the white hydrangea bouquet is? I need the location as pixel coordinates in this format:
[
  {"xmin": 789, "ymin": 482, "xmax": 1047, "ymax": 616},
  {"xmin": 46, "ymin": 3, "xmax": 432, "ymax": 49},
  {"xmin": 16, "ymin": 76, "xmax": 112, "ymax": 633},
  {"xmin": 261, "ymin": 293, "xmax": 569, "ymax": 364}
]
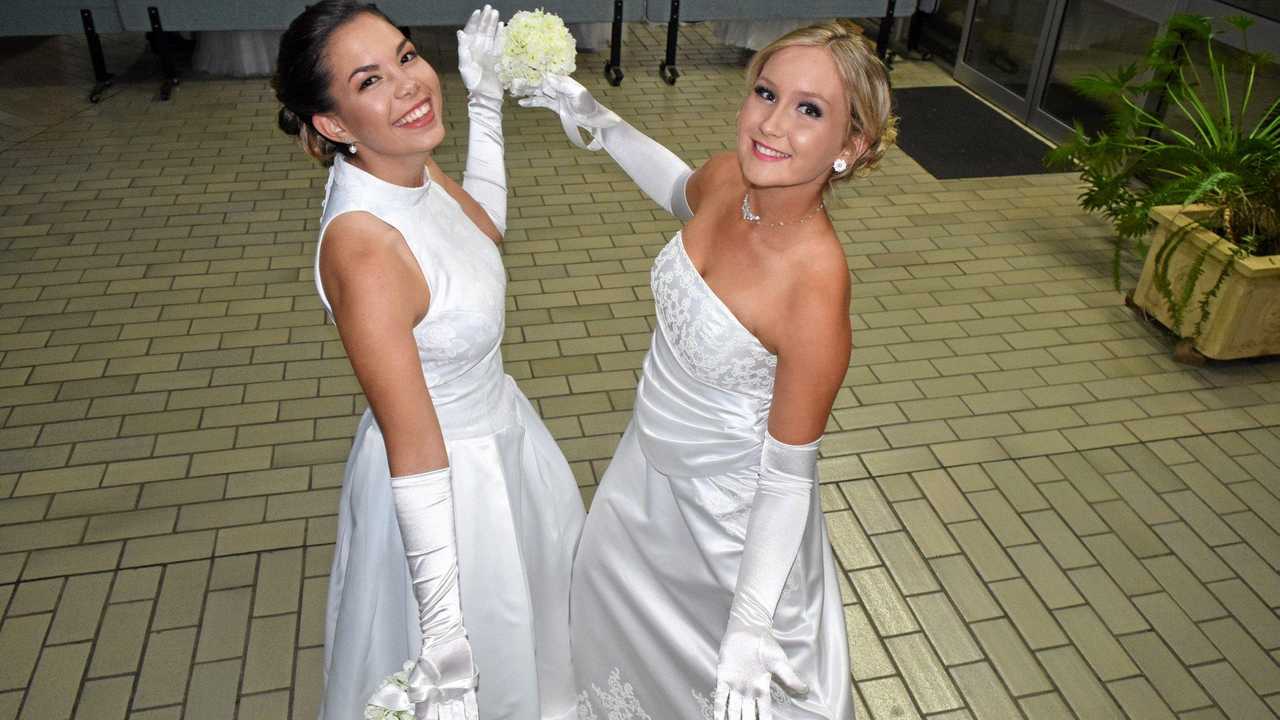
[{"xmin": 498, "ymin": 9, "xmax": 577, "ymax": 96}]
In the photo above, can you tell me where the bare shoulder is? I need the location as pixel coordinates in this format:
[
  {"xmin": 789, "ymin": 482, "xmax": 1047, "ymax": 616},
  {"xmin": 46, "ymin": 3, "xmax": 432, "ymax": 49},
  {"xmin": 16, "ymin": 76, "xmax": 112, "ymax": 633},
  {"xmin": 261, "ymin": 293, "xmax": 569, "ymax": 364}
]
[
  {"xmin": 688, "ymin": 152, "xmax": 744, "ymax": 212},
  {"xmin": 319, "ymin": 211, "xmax": 425, "ymax": 315},
  {"xmin": 773, "ymin": 228, "xmax": 851, "ymax": 346},
  {"xmin": 787, "ymin": 229, "xmax": 850, "ymax": 307},
  {"xmin": 321, "ymin": 211, "xmax": 404, "ymax": 273},
  {"xmin": 699, "ymin": 152, "xmax": 744, "ymax": 193}
]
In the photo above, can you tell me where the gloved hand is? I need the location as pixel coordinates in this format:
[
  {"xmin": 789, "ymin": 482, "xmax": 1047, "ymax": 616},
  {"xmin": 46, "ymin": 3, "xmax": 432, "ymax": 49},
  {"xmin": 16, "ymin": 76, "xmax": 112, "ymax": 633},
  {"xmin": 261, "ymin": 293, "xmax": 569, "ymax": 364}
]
[
  {"xmin": 411, "ymin": 633, "xmax": 479, "ymax": 720},
  {"xmin": 714, "ymin": 614, "xmax": 808, "ymax": 720},
  {"xmin": 517, "ymin": 73, "xmax": 621, "ymax": 150},
  {"xmin": 457, "ymin": 5, "xmax": 504, "ymax": 101},
  {"xmin": 518, "ymin": 74, "xmax": 693, "ymax": 219},
  {"xmin": 456, "ymin": 5, "xmax": 508, "ymax": 235},
  {"xmin": 712, "ymin": 433, "xmax": 820, "ymax": 720},
  {"xmin": 389, "ymin": 469, "xmax": 479, "ymax": 720}
]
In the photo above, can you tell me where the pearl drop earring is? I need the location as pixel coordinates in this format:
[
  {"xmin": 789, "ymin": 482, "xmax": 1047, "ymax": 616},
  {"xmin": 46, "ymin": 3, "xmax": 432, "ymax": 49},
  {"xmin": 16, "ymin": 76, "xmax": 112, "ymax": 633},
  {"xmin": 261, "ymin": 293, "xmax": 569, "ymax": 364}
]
[{"xmin": 349, "ymin": 143, "xmax": 357, "ymax": 155}]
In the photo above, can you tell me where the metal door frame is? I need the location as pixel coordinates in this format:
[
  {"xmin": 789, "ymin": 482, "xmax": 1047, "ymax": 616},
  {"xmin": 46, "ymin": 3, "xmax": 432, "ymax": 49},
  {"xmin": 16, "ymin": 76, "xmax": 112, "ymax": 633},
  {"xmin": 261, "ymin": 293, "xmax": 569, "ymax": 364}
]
[
  {"xmin": 951, "ymin": 0, "xmax": 1069, "ymax": 137},
  {"xmin": 948, "ymin": 0, "xmax": 1280, "ymax": 142}
]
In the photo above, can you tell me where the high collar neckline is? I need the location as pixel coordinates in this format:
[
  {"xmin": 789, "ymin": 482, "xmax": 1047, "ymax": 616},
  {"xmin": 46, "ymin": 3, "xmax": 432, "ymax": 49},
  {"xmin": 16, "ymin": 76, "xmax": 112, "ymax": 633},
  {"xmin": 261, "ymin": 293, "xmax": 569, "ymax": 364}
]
[{"xmin": 332, "ymin": 154, "xmax": 432, "ymax": 206}]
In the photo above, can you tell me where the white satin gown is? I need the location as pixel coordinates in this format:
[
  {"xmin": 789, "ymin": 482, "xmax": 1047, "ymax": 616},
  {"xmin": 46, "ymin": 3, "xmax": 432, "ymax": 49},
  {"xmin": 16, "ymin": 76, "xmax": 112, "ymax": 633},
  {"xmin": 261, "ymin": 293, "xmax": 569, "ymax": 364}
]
[
  {"xmin": 571, "ymin": 233, "xmax": 854, "ymax": 719},
  {"xmin": 314, "ymin": 155, "xmax": 585, "ymax": 720}
]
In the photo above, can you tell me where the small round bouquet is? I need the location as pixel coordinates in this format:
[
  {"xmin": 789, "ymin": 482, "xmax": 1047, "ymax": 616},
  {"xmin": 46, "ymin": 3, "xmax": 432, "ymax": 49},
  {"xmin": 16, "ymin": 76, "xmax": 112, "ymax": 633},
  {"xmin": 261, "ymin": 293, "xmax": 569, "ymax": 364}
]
[{"xmin": 498, "ymin": 9, "xmax": 577, "ymax": 96}]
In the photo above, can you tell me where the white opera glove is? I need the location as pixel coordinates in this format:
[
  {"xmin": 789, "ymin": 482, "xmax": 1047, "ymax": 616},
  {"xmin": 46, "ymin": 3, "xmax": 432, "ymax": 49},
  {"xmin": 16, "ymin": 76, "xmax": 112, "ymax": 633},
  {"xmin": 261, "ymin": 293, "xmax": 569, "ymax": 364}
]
[
  {"xmin": 390, "ymin": 469, "xmax": 479, "ymax": 720},
  {"xmin": 713, "ymin": 433, "xmax": 818, "ymax": 720},
  {"xmin": 518, "ymin": 74, "xmax": 693, "ymax": 220},
  {"xmin": 457, "ymin": 5, "xmax": 507, "ymax": 235}
]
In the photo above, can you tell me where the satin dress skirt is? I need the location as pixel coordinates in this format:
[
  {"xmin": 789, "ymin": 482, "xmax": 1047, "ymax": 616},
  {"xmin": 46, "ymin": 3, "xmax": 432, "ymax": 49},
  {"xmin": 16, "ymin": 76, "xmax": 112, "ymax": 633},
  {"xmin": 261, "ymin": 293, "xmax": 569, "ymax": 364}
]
[
  {"xmin": 569, "ymin": 334, "xmax": 853, "ymax": 720},
  {"xmin": 319, "ymin": 377, "xmax": 585, "ymax": 720}
]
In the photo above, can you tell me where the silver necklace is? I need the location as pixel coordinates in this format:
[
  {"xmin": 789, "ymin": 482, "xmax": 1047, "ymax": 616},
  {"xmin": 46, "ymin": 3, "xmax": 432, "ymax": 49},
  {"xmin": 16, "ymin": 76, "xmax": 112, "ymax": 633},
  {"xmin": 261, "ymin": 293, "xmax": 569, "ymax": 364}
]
[{"xmin": 741, "ymin": 192, "xmax": 825, "ymax": 229}]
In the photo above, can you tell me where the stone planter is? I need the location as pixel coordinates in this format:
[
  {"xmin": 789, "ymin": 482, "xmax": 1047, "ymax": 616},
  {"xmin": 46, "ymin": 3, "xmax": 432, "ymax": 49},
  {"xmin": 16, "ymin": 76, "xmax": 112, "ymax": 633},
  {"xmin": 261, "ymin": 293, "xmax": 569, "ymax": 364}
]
[{"xmin": 1130, "ymin": 205, "xmax": 1280, "ymax": 361}]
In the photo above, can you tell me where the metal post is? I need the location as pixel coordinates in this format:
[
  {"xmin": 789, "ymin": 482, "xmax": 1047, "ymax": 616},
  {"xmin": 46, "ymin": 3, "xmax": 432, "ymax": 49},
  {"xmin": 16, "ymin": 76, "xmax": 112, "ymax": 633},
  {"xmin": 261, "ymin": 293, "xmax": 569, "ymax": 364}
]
[
  {"xmin": 81, "ymin": 9, "xmax": 114, "ymax": 103},
  {"xmin": 876, "ymin": 0, "xmax": 898, "ymax": 69},
  {"xmin": 147, "ymin": 6, "xmax": 179, "ymax": 100},
  {"xmin": 660, "ymin": 0, "xmax": 680, "ymax": 85},
  {"xmin": 605, "ymin": 0, "xmax": 624, "ymax": 86}
]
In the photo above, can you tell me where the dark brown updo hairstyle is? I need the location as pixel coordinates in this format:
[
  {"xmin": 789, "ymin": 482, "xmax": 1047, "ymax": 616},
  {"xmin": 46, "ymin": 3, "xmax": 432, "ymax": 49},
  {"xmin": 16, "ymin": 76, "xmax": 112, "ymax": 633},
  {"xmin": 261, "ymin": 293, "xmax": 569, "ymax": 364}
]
[{"xmin": 273, "ymin": 0, "xmax": 398, "ymax": 166}]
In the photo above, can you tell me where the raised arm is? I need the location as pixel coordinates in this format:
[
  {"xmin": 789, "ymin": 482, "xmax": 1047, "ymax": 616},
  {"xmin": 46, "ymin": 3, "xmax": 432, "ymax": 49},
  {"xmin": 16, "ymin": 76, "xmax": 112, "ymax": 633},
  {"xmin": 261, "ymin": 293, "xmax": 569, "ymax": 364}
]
[
  {"xmin": 715, "ymin": 255, "xmax": 851, "ymax": 720},
  {"xmin": 320, "ymin": 215, "xmax": 479, "ymax": 720},
  {"xmin": 456, "ymin": 5, "xmax": 507, "ymax": 242},
  {"xmin": 519, "ymin": 74, "xmax": 697, "ymax": 220}
]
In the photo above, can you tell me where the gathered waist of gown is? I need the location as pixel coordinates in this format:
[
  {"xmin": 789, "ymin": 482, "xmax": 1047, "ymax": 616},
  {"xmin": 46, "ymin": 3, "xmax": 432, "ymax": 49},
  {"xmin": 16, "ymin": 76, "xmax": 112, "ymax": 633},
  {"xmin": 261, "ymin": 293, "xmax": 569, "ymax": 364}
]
[
  {"xmin": 425, "ymin": 353, "xmax": 519, "ymax": 441},
  {"xmin": 633, "ymin": 326, "xmax": 771, "ymax": 479}
]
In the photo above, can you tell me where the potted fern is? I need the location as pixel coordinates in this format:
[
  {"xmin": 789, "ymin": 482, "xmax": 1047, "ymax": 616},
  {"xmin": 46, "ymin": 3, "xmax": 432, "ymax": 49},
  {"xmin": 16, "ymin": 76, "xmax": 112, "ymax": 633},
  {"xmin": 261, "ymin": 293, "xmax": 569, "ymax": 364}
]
[{"xmin": 1048, "ymin": 14, "xmax": 1280, "ymax": 363}]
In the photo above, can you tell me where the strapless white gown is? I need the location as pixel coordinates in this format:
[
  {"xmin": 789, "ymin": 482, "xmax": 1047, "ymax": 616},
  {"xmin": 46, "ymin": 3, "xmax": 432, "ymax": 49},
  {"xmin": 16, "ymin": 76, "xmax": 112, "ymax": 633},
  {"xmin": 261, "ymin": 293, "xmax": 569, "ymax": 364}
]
[
  {"xmin": 571, "ymin": 233, "xmax": 854, "ymax": 719},
  {"xmin": 314, "ymin": 156, "xmax": 585, "ymax": 720}
]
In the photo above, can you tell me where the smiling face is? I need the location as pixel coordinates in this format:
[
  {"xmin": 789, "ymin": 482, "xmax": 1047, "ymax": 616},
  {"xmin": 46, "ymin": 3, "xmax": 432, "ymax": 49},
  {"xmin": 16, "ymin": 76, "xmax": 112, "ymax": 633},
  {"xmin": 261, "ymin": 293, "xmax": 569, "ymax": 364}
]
[
  {"xmin": 736, "ymin": 45, "xmax": 857, "ymax": 191},
  {"xmin": 312, "ymin": 12, "xmax": 445, "ymax": 162}
]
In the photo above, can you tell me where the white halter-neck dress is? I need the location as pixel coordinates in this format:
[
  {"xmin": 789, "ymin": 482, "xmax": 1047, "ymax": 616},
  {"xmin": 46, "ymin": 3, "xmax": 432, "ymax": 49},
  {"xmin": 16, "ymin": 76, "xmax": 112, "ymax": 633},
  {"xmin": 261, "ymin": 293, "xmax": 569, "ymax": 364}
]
[
  {"xmin": 571, "ymin": 233, "xmax": 854, "ymax": 719},
  {"xmin": 314, "ymin": 155, "xmax": 585, "ymax": 720}
]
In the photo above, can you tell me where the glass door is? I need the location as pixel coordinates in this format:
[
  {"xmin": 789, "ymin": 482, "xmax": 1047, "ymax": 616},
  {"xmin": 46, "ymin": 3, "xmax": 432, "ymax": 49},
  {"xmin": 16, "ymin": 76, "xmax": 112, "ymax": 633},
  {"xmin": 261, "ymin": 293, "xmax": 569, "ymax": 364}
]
[
  {"xmin": 949, "ymin": 0, "xmax": 1279, "ymax": 142},
  {"xmin": 1031, "ymin": 0, "xmax": 1165, "ymax": 137},
  {"xmin": 950, "ymin": 0, "xmax": 1060, "ymax": 134},
  {"xmin": 957, "ymin": 0, "xmax": 1057, "ymax": 106}
]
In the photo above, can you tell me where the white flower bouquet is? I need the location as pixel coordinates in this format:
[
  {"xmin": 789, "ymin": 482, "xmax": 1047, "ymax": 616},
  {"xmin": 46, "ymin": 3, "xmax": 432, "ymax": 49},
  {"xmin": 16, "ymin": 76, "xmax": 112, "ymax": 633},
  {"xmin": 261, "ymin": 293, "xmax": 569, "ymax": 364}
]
[{"xmin": 498, "ymin": 9, "xmax": 577, "ymax": 96}]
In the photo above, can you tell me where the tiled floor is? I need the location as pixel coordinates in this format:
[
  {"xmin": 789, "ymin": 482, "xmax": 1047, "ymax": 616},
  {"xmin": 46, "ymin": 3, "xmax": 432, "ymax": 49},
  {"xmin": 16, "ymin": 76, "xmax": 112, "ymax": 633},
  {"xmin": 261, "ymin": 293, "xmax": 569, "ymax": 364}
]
[{"xmin": 2, "ymin": 20, "xmax": 1279, "ymax": 720}]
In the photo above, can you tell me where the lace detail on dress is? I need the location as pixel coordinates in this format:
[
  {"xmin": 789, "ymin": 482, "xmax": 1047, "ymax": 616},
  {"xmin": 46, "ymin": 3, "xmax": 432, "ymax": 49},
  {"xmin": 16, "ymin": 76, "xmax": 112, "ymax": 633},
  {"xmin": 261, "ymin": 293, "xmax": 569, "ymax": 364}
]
[
  {"xmin": 577, "ymin": 669, "xmax": 653, "ymax": 720},
  {"xmin": 651, "ymin": 234, "xmax": 777, "ymax": 398},
  {"xmin": 410, "ymin": 310, "xmax": 504, "ymax": 388},
  {"xmin": 414, "ymin": 310, "xmax": 500, "ymax": 364},
  {"xmin": 579, "ymin": 669, "xmax": 793, "ymax": 720},
  {"xmin": 701, "ymin": 474, "xmax": 754, "ymax": 539}
]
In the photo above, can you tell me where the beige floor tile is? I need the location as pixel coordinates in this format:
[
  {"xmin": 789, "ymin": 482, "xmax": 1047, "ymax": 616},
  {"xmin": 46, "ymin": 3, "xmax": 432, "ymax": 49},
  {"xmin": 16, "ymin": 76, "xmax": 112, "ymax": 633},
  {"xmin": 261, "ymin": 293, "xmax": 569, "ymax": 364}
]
[
  {"xmin": 858, "ymin": 675, "xmax": 922, "ymax": 720},
  {"xmin": 74, "ymin": 676, "xmax": 134, "ymax": 720},
  {"xmin": 843, "ymin": 480, "xmax": 901, "ymax": 535},
  {"xmin": 1133, "ymin": 593, "xmax": 1221, "ymax": 668},
  {"xmin": 972, "ymin": 618, "xmax": 1053, "ymax": 697},
  {"xmin": 1037, "ymin": 645, "xmax": 1125, "ymax": 719},
  {"xmin": 991, "ymin": 578, "xmax": 1068, "ymax": 650},
  {"xmin": 950, "ymin": 662, "xmax": 1023, "ymax": 718},
  {"xmin": 1191, "ymin": 662, "xmax": 1276, "ymax": 720},
  {"xmin": 886, "ymin": 633, "xmax": 964, "ymax": 714},
  {"xmin": 88, "ymin": 600, "xmax": 151, "ymax": 678},
  {"xmin": 133, "ymin": 627, "xmax": 197, "ymax": 709},
  {"xmin": 185, "ymin": 659, "xmax": 241, "ymax": 720},
  {"xmin": 845, "ymin": 604, "xmax": 896, "ymax": 682},
  {"xmin": 1142, "ymin": 555, "xmax": 1227, "ymax": 622}
]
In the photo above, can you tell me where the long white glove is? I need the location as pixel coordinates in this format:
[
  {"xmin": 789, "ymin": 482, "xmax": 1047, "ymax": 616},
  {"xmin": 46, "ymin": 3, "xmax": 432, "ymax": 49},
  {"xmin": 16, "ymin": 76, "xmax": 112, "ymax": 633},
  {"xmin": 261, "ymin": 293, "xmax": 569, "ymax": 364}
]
[
  {"xmin": 457, "ymin": 5, "xmax": 507, "ymax": 236},
  {"xmin": 518, "ymin": 74, "xmax": 694, "ymax": 220},
  {"xmin": 714, "ymin": 433, "xmax": 818, "ymax": 720},
  {"xmin": 391, "ymin": 469, "xmax": 479, "ymax": 720}
]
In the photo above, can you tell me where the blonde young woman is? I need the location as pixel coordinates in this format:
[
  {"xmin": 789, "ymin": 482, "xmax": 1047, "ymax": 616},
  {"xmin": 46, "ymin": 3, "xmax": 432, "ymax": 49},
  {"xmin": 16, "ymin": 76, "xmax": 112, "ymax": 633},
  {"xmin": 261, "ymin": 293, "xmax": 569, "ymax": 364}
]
[
  {"xmin": 521, "ymin": 20, "xmax": 895, "ymax": 720},
  {"xmin": 273, "ymin": 2, "xmax": 584, "ymax": 718}
]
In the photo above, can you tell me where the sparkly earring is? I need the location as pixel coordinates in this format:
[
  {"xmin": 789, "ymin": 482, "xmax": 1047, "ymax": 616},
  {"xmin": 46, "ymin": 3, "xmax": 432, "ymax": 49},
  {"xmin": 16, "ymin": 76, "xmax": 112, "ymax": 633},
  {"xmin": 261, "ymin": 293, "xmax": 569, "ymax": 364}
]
[
  {"xmin": 833, "ymin": 158, "xmax": 848, "ymax": 173},
  {"xmin": 348, "ymin": 142, "xmax": 357, "ymax": 155}
]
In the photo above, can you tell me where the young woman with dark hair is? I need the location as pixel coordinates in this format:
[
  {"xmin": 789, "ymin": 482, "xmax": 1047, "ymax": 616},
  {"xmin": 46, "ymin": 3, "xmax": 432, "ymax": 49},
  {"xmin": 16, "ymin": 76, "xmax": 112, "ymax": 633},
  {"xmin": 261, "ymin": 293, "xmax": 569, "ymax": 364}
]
[{"xmin": 274, "ymin": 3, "xmax": 584, "ymax": 718}]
